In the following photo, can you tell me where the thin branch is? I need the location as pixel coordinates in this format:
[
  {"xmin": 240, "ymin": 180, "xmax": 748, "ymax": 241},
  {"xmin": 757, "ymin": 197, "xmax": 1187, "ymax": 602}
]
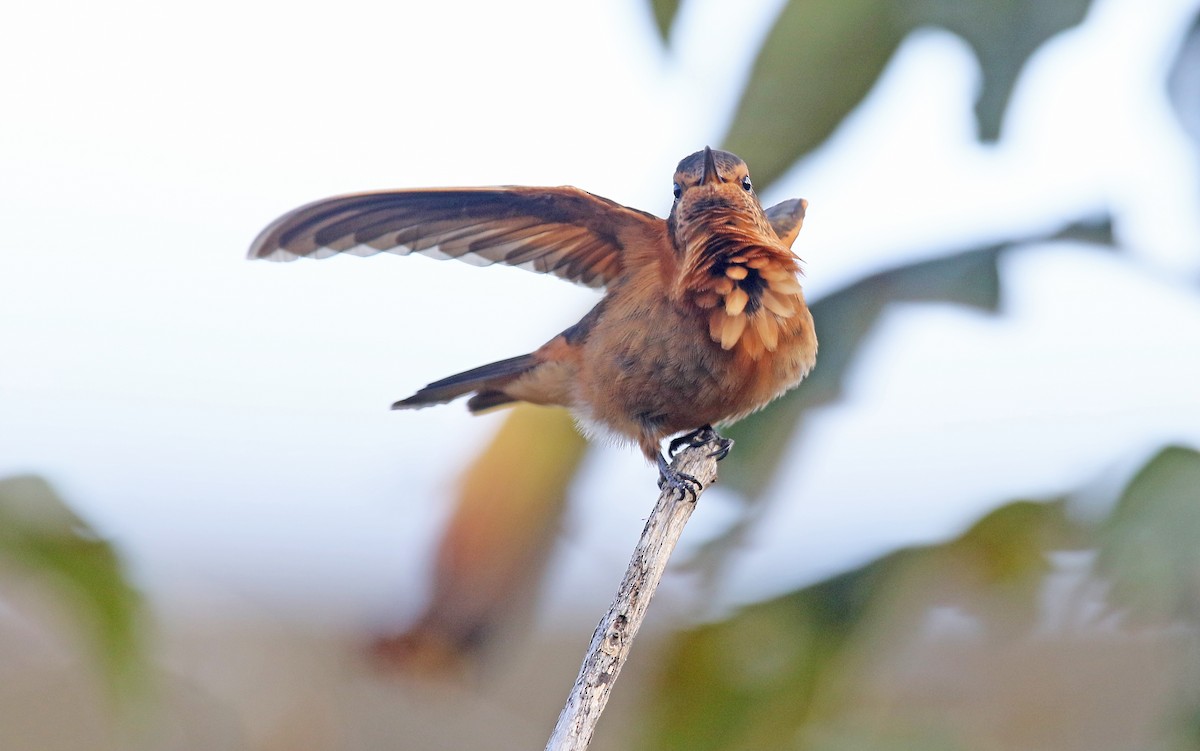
[{"xmin": 544, "ymin": 443, "xmax": 721, "ymax": 751}]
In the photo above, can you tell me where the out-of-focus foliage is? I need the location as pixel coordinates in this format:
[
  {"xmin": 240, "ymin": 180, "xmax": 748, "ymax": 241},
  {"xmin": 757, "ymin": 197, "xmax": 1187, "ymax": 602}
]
[
  {"xmin": 640, "ymin": 447, "xmax": 1200, "ymax": 751},
  {"xmin": 721, "ymin": 218, "xmax": 1112, "ymax": 500},
  {"xmin": 648, "ymin": 0, "xmax": 681, "ymax": 41},
  {"xmin": 720, "ymin": 0, "xmax": 1093, "ymax": 187},
  {"xmin": 0, "ymin": 475, "xmax": 145, "ymax": 699},
  {"xmin": 1097, "ymin": 446, "xmax": 1200, "ymax": 623},
  {"xmin": 373, "ymin": 405, "xmax": 586, "ymax": 672},
  {"xmin": 721, "ymin": 242, "xmax": 1000, "ymax": 496},
  {"xmin": 1168, "ymin": 12, "xmax": 1200, "ymax": 145}
]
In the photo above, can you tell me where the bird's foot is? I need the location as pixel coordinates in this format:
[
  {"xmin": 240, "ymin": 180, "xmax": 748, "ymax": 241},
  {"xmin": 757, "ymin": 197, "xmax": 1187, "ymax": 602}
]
[
  {"xmin": 668, "ymin": 425, "xmax": 734, "ymax": 461},
  {"xmin": 657, "ymin": 453, "xmax": 703, "ymax": 503}
]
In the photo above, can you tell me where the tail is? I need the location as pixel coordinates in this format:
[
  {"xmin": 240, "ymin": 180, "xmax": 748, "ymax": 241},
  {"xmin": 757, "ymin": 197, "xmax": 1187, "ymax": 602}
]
[{"xmin": 391, "ymin": 354, "xmax": 538, "ymax": 413}]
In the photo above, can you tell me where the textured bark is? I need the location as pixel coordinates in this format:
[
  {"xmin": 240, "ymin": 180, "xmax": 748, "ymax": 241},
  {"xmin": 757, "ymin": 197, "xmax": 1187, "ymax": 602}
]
[{"xmin": 544, "ymin": 443, "xmax": 720, "ymax": 751}]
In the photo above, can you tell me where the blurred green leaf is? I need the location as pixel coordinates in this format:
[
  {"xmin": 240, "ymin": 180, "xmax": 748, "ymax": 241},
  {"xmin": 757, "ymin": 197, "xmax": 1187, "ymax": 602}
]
[
  {"xmin": 645, "ymin": 555, "xmax": 889, "ymax": 751},
  {"xmin": 721, "ymin": 243, "xmax": 1003, "ymax": 498},
  {"xmin": 0, "ymin": 475, "xmax": 145, "ymax": 699},
  {"xmin": 902, "ymin": 0, "xmax": 1093, "ymax": 141},
  {"xmin": 1167, "ymin": 11, "xmax": 1200, "ymax": 146},
  {"xmin": 724, "ymin": 0, "xmax": 905, "ymax": 190},
  {"xmin": 640, "ymin": 497, "xmax": 1073, "ymax": 751},
  {"xmin": 649, "ymin": 447, "xmax": 1200, "ymax": 750},
  {"xmin": 1053, "ymin": 216, "xmax": 1114, "ymax": 246},
  {"xmin": 721, "ymin": 216, "xmax": 1111, "ymax": 500},
  {"xmin": 1096, "ymin": 445, "xmax": 1200, "ymax": 622},
  {"xmin": 723, "ymin": 0, "xmax": 1093, "ymax": 189},
  {"xmin": 945, "ymin": 499, "xmax": 1076, "ymax": 581},
  {"xmin": 650, "ymin": 0, "xmax": 682, "ymax": 42}
]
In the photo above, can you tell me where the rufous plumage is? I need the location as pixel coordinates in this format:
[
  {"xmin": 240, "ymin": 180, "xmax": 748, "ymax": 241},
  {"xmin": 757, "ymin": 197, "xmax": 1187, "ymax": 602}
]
[{"xmin": 249, "ymin": 147, "xmax": 816, "ymax": 494}]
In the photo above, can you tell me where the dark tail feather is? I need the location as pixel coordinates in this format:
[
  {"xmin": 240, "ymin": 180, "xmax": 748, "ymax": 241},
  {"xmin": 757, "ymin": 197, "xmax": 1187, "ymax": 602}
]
[
  {"xmin": 465, "ymin": 390, "xmax": 518, "ymax": 413},
  {"xmin": 391, "ymin": 354, "xmax": 537, "ymax": 410}
]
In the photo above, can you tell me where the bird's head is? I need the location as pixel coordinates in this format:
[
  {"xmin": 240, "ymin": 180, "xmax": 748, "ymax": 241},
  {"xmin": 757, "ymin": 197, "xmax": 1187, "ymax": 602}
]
[{"xmin": 667, "ymin": 147, "xmax": 773, "ymax": 255}]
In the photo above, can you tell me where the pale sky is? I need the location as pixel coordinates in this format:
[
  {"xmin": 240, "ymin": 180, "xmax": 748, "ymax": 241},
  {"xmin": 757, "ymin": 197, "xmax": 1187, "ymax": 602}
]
[{"xmin": 2, "ymin": 0, "xmax": 1199, "ymax": 624}]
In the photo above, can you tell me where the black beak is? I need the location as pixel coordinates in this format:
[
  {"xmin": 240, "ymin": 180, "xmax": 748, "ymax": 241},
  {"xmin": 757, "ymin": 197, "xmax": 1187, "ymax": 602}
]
[{"xmin": 700, "ymin": 146, "xmax": 719, "ymax": 186}]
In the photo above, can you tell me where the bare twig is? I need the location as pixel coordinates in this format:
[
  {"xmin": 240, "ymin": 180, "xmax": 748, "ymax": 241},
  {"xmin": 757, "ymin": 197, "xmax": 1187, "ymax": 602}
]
[{"xmin": 544, "ymin": 443, "xmax": 721, "ymax": 751}]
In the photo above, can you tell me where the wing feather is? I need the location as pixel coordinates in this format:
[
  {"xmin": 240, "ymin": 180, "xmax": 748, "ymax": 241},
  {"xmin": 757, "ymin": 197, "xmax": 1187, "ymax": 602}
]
[
  {"xmin": 248, "ymin": 186, "xmax": 659, "ymax": 289},
  {"xmin": 764, "ymin": 198, "xmax": 808, "ymax": 249}
]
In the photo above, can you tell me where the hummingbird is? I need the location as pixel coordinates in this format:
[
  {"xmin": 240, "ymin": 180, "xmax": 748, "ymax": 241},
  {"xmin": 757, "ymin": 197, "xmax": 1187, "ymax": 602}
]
[{"xmin": 248, "ymin": 147, "xmax": 816, "ymax": 497}]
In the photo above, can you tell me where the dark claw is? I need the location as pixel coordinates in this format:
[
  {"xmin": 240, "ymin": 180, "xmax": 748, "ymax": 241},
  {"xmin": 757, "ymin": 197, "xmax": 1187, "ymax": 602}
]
[
  {"xmin": 668, "ymin": 425, "xmax": 734, "ymax": 462},
  {"xmin": 668, "ymin": 425, "xmax": 716, "ymax": 457},
  {"xmin": 657, "ymin": 453, "xmax": 703, "ymax": 502},
  {"xmin": 667, "ymin": 430, "xmax": 700, "ymax": 457},
  {"xmin": 707, "ymin": 436, "xmax": 734, "ymax": 461}
]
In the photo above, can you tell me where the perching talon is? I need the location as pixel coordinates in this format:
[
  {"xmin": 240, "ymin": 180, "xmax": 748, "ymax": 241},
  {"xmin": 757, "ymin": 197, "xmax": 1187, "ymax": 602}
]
[
  {"xmin": 668, "ymin": 424, "xmax": 718, "ymax": 457},
  {"xmin": 656, "ymin": 453, "xmax": 703, "ymax": 502}
]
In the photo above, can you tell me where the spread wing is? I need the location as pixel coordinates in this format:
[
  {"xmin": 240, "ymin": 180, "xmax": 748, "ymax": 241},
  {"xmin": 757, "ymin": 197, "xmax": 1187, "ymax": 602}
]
[
  {"xmin": 247, "ymin": 186, "xmax": 660, "ymax": 289},
  {"xmin": 765, "ymin": 198, "xmax": 807, "ymax": 248}
]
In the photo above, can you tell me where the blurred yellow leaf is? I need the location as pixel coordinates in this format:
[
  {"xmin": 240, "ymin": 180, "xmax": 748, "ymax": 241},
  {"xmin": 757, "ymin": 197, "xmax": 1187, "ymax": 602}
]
[{"xmin": 374, "ymin": 406, "xmax": 587, "ymax": 672}]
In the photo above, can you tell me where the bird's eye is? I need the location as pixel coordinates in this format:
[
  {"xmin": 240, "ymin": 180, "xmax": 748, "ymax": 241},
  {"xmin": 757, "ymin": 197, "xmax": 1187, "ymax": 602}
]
[
  {"xmin": 672, "ymin": 183, "xmax": 682, "ymax": 200},
  {"xmin": 741, "ymin": 176, "xmax": 753, "ymax": 192}
]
